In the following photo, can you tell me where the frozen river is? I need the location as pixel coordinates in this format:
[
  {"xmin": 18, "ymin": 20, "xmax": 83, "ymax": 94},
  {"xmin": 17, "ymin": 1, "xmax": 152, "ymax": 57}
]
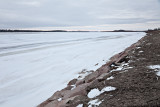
[{"xmin": 0, "ymin": 32, "xmax": 145, "ymax": 107}]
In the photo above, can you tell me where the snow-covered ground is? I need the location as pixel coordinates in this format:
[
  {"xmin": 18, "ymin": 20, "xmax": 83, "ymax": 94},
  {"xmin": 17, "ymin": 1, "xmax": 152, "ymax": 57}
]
[{"xmin": 0, "ymin": 32, "xmax": 145, "ymax": 107}]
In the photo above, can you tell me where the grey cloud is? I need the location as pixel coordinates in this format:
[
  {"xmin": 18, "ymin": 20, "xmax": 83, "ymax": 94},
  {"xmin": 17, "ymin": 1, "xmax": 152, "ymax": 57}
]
[
  {"xmin": 0, "ymin": 0, "xmax": 160, "ymax": 29},
  {"xmin": 101, "ymin": 18, "xmax": 160, "ymax": 24}
]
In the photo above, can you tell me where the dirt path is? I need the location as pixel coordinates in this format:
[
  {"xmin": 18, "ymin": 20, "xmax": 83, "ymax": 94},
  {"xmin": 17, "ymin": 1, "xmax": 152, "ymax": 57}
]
[{"xmin": 38, "ymin": 30, "xmax": 160, "ymax": 107}]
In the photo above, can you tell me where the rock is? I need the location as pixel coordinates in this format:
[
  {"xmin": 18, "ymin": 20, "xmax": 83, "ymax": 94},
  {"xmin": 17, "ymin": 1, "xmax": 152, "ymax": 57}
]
[
  {"xmin": 97, "ymin": 73, "xmax": 109, "ymax": 81},
  {"xmin": 68, "ymin": 79, "xmax": 78, "ymax": 86},
  {"xmin": 76, "ymin": 79, "xmax": 85, "ymax": 86},
  {"xmin": 62, "ymin": 83, "xmax": 91, "ymax": 99},
  {"xmin": 84, "ymin": 71, "xmax": 99, "ymax": 83}
]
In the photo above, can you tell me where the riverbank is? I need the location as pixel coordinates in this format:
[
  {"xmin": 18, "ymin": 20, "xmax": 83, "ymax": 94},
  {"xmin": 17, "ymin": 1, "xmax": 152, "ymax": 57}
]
[
  {"xmin": 0, "ymin": 32, "xmax": 145, "ymax": 107},
  {"xmin": 38, "ymin": 30, "xmax": 160, "ymax": 107}
]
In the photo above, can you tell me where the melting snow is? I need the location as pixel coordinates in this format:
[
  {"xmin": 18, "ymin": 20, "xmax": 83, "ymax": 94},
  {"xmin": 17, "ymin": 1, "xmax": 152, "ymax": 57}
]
[
  {"xmin": 124, "ymin": 66, "xmax": 133, "ymax": 70},
  {"xmin": 148, "ymin": 65, "xmax": 160, "ymax": 76},
  {"xmin": 111, "ymin": 62, "xmax": 133, "ymax": 72},
  {"xmin": 139, "ymin": 51, "xmax": 143, "ymax": 53},
  {"xmin": 57, "ymin": 98, "xmax": 62, "ymax": 101},
  {"xmin": 77, "ymin": 104, "xmax": 83, "ymax": 107},
  {"xmin": 116, "ymin": 67, "xmax": 123, "ymax": 71},
  {"xmin": 88, "ymin": 99, "xmax": 102, "ymax": 107},
  {"xmin": 149, "ymin": 65, "xmax": 160, "ymax": 69},
  {"xmin": 88, "ymin": 89, "xmax": 100, "ymax": 98},
  {"xmin": 157, "ymin": 72, "xmax": 160, "ymax": 76},
  {"xmin": 106, "ymin": 76, "xmax": 114, "ymax": 80},
  {"xmin": 71, "ymin": 85, "xmax": 76, "ymax": 90},
  {"xmin": 88, "ymin": 86, "xmax": 116, "ymax": 98},
  {"xmin": 137, "ymin": 47, "xmax": 141, "ymax": 49},
  {"xmin": 101, "ymin": 86, "xmax": 116, "ymax": 92}
]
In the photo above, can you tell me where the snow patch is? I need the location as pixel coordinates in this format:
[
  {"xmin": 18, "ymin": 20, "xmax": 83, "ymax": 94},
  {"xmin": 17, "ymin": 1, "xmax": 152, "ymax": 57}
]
[
  {"xmin": 116, "ymin": 67, "xmax": 123, "ymax": 71},
  {"xmin": 111, "ymin": 66, "xmax": 123, "ymax": 72},
  {"xmin": 139, "ymin": 51, "xmax": 143, "ymax": 53},
  {"xmin": 111, "ymin": 63, "xmax": 133, "ymax": 72},
  {"xmin": 124, "ymin": 66, "xmax": 133, "ymax": 70},
  {"xmin": 88, "ymin": 99, "xmax": 102, "ymax": 107},
  {"xmin": 88, "ymin": 89, "xmax": 100, "ymax": 98},
  {"xmin": 101, "ymin": 86, "xmax": 116, "ymax": 92},
  {"xmin": 57, "ymin": 98, "xmax": 62, "ymax": 101},
  {"xmin": 71, "ymin": 85, "xmax": 76, "ymax": 90},
  {"xmin": 149, "ymin": 65, "xmax": 160, "ymax": 69},
  {"xmin": 137, "ymin": 47, "xmax": 141, "ymax": 49},
  {"xmin": 106, "ymin": 76, "xmax": 114, "ymax": 80},
  {"xmin": 148, "ymin": 65, "xmax": 160, "ymax": 76},
  {"xmin": 157, "ymin": 72, "xmax": 160, "ymax": 76},
  {"xmin": 77, "ymin": 104, "xmax": 83, "ymax": 107},
  {"xmin": 88, "ymin": 86, "xmax": 116, "ymax": 98}
]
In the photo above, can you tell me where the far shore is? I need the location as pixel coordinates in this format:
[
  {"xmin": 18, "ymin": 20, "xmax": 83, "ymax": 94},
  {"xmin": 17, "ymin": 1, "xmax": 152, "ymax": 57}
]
[{"xmin": 0, "ymin": 29, "xmax": 145, "ymax": 32}]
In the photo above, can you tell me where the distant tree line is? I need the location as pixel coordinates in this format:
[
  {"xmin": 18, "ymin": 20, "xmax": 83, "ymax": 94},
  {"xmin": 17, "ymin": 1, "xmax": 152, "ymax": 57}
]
[
  {"xmin": 0, "ymin": 29, "xmax": 93, "ymax": 32},
  {"xmin": 0, "ymin": 29, "xmax": 67, "ymax": 32},
  {"xmin": 0, "ymin": 28, "xmax": 160, "ymax": 32},
  {"xmin": 112, "ymin": 30, "xmax": 143, "ymax": 32},
  {"xmin": 102, "ymin": 30, "xmax": 144, "ymax": 32},
  {"xmin": 145, "ymin": 27, "xmax": 160, "ymax": 33},
  {"xmin": 147, "ymin": 28, "xmax": 160, "ymax": 31}
]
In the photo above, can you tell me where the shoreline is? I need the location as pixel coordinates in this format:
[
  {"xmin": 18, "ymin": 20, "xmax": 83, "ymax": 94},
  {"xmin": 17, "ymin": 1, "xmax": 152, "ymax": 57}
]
[
  {"xmin": 0, "ymin": 31, "xmax": 145, "ymax": 107},
  {"xmin": 37, "ymin": 30, "xmax": 159, "ymax": 107}
]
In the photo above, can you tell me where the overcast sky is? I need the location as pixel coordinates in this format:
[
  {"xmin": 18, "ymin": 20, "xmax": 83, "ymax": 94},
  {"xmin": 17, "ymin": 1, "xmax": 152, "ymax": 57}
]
[{"xmin": 0, "ymin": 0, "xmax": 160, "ymax": 30}]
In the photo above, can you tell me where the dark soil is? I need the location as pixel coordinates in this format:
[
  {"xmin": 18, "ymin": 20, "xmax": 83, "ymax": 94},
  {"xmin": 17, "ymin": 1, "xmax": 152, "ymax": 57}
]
[{"xmin": 97, "ymin": 30, "xmax": 160, "ymax": 107}]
